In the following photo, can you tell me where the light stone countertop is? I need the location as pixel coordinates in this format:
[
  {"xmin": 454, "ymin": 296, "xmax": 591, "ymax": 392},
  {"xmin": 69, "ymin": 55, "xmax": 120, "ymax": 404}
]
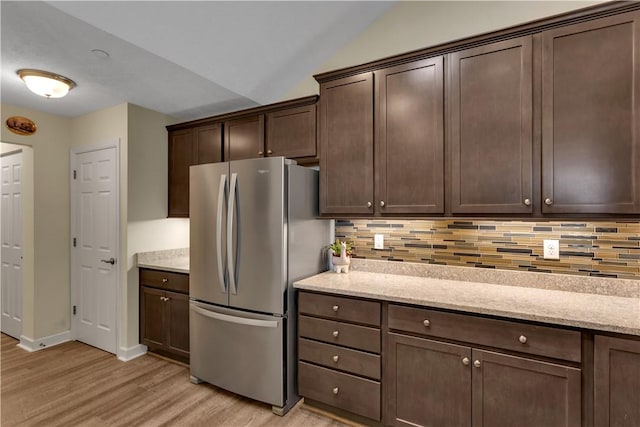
[
  {"xmin": 136, "ymin": 248, "xmax": 189, "ymax": 274},
  {"xmin": 294, "ymin": 266, "xmax": 640, "ymax": 337}
]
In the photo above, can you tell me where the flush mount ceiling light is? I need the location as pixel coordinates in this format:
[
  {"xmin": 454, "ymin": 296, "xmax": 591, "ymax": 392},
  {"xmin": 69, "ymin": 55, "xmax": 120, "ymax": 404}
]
[{"xmin": 17, "ymin": 69, "xmax": 76, "ymax": 98}]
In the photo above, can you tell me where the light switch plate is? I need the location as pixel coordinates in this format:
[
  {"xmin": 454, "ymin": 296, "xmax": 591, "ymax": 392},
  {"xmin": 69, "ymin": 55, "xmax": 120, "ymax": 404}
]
[
  {"xmin": 374, "ymin": 234, "xmax": 384, "ymax": 250},
  {"xmin": 543, "ymin": 239, "xmax": 560, "ymax": 260}
]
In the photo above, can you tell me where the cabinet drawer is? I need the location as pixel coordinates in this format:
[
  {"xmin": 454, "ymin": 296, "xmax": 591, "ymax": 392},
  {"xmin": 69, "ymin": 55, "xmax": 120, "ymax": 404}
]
[
  {"xmin": 388, "ymin": 304, "xmax": 581, "ymax": 363},
  {"xmin": 299, "ymin": 338, "xmax": 380, "ymax": 380},
  {"xmin": 140, "ymin": 268, "xmax": 189, "ymax": 294},
  {"xmin": 299, "ymin": 315, "xmax": 380, "ymax": 354},
  {"xmin": 298, "ymin": 361, "xmax": 380, "ymax": 421},
  {"xmin": 299, "ymin": 292, "xmax": 381, "ymax": 326}
]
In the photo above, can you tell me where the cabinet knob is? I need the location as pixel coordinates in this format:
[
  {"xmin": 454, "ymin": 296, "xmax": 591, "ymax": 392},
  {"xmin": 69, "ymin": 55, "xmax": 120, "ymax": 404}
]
[
  {"xmin": 473, "ymin": 360, "xmax": 481, "ymax": 368},
  {"xmin": 162, "ymin": 278, "xmax": 168, "ymax": 283},
  {"xmin": 332, "ymin": 305, "xmax": 339, "ymax": 312},
  {"xmin": 462, "ymin": 357, "xmax": 470, "ymax": 366},
  {"xmin": 519, "ymin": 335, "xmax": 528, "ymax": 344},
  {"xmin": 380, "ymin": 200, "xmax": 385, "ymax": 207},
  {"xmin": 332, "ymin": 355, "xmax": 339, "ymax": 363},
  {"xmin": 332, "ymin": 387, "xmax": 339, "ymax": 395},
  {"xmin": 423, "ymin": 319, "xmax": 431, "ymax": 327},
  {"xmin": 267, "ymin": 149, "xmax": 273, "ymax": 155},
  {"xmin": 544, "ymin": 198, "xmax": 553, "ymax": 206},
  {"xmin": 258, "ymin": 151, "xmax": 264, "ymax": 155},
  {"xmin": 332, "ymin": 330, "xmax": 339, "ymax": 338},
  {"xmin": 523, "ymin": 198, "xmax": 531, "ymax": 206},
  {"xmin": 367, "ymin": 201, "xmax": 372, "ymax": 208}
]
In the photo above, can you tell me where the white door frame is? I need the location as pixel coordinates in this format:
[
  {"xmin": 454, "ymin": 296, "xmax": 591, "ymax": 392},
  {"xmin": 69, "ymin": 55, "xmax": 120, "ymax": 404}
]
[{"xmin": 70, "ymin": 140, "xmax": 120, "ymax": 354}]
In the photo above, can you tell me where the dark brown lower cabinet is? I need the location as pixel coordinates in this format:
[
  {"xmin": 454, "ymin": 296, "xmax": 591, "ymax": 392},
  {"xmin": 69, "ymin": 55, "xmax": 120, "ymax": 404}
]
[
  {"xmin": 386, "ymin": 333, "xmax": 581, "ymax": 427},
  {"xmin": 594, "ymin": 335, "xmax": 640, "ymax": 427},
  {"xmin": 140, "ymin": 269, "xmax": 190, "ymax": 363}
]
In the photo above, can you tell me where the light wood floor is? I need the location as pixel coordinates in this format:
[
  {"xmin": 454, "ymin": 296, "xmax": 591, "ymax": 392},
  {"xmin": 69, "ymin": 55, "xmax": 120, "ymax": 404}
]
[{"xmin": 0, "ymin": 334, "xmax": 350, "ymax": 426}]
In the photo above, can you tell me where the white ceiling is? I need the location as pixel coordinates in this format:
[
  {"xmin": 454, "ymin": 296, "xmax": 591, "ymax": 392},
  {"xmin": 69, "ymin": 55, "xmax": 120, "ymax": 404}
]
[{"xmin": 1, "ymin": 1, "xmax": 394, "ymax": 121}]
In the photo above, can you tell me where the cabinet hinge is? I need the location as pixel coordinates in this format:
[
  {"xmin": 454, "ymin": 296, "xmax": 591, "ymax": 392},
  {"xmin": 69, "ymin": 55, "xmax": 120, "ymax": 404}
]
[
  {"xmin": 73, "ymin": 305, "xmax": 76, "ymax": 315},
  {"xmin": 73, "ymin": 170, "xmax": 77, "ymax": 180},
  {"xmin": 73, "ymin": 237, "xmax": 77, "ymax": 247}
]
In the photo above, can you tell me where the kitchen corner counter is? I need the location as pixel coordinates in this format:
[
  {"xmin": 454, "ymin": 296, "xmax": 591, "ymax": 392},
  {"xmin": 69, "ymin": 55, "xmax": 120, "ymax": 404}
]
[
  {"xmin": 136, "ymin": 248, "xmax": 189, "ymax": 274},
  {"xmin": 294, "ymin": 260, "xmax": 640, "ymax": 337}
]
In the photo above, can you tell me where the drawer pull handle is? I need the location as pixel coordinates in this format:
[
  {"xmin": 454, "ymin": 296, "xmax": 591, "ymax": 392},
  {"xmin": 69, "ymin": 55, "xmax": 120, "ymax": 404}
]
[
  {"xmin": 423, "ymin": 319, "xmax": 431, "ymax": 327},
  {"xmin": 519, "ymin": 335, "xmax": 528, "ymax": 344},
  {"xmin": 462, "ymin": 357, "xmax": 470, "ymax": 366},
  {"xmin": 332, "ymin": 355, "xmax": 339, "ymax": 363},
  {"xmin": 332, "ymin": 330, "xmax": 339, "ymax": 338},
  {"xmin": 332, "ymin": 387, "xmax": 339, "ymax": 395},
  {"xmin": 162, "ymin": 278, "xmax": 168, "ymax": 283},
  {"xmin": 332, "ymin": 305, "xmax": 339, "ymax": 312},
  {"xmin": 473, "ymin": 360, "xmax": 481, "ymax": 368}
]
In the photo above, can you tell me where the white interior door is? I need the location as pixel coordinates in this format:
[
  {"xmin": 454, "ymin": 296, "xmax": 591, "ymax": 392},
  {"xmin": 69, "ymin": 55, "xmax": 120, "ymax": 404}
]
[
  {"xmin": 1, "ymin": 151, "xmax": 23, "ymax": 339},
  {"xmin": 72, "ymin": 145, "xmax": 118, "ymax": 353}
]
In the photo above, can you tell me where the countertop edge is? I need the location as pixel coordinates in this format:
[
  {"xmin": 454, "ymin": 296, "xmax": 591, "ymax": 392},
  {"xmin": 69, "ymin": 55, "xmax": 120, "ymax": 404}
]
[
  {"xmin": 294, "ymin": 276, "xmax": 640, "ymax": 337},
  {"xmin": 137, "ymin": 263, "xmax": 189, "ymax": 274}
]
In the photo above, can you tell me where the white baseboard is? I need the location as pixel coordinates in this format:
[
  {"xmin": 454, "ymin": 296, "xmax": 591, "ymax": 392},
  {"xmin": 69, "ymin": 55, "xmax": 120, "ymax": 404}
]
[
  {"xmin": 18, "ymin": 330, "xmax": 71, "ymax": 352},
  {"xmin": 117, "ymin": 344, "xmax": 147, "ymax": 362}
]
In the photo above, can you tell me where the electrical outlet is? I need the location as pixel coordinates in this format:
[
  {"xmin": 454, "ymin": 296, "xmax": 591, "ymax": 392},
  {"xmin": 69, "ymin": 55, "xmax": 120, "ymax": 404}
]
[
  {"xmin": 543, "ymin": 239, "xmax": 560, "ymax": 260},
  {"xmin": 374, "ymin": 234, "xmax": 384, "ymax": 250}
]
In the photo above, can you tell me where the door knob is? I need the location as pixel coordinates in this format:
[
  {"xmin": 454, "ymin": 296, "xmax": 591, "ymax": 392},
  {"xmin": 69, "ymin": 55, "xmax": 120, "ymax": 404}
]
[
  {"xmin": 258, "ymin": 151, "xmax": 264, "ymax": 155},
  {"xmin": 462, "ymin": 357, "xmax": 470, "ymax": 366},
  {"xmin": 100, "ymin": 257, "xmax": 116, "ymax": 265},
  {"xmin": 473, "ymin": 360, "xmax": 481, "ymax": 368},
  {"xmin": 367, "ymin": 201, "xmax": 372, "ymax": 208},
  {"xmin": 523, "ymin": 198, "xmax": 531, "ymax": 206},
  {"xmin": 544, "ymin": 198, "xmax": 553, "ymax": 206},
  {"xmin": 332, "ymin": 330, "xmax": 339, "ymax": 337},
  {"xmin": 380, "ymin": 200, "xmax": 385, "ymax": 207},
  {"xmin": 267, "ymin": 149, "xmax": 273, "ymax": 155}
]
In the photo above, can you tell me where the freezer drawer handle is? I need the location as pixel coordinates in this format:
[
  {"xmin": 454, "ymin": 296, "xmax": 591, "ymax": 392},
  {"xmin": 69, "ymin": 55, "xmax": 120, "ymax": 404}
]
[
  {"xmin": 190, "ymin": 303, "xmax": 279, "ymax": 328},
  {"xmin": 216, "ymin": 174, "xmax": 227, "ymax": 293}
]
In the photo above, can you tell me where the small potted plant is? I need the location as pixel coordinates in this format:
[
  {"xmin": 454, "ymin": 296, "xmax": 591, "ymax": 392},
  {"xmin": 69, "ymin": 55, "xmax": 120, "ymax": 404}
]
[{"xmin": 327, "ymin": 239, "xmax": 353, "ymax": 273}]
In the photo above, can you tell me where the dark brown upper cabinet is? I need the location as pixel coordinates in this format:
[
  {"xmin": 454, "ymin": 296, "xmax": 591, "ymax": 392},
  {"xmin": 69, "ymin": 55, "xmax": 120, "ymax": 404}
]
[
  {"xmin": 541, "ymin": 11, "xmax": 640, "ymax": 214},
  {"xmin": 266, "ymin": 103, "xmax": 317, "ymax": 159},
  {"xmin": 168, "ymin": 124, "xmax": 223, "ymax": 217},
  {"xmin": 449, "ymin": 37, "xmax": 533, "ymax": 214},
  {"xmin": 194, "ymin": 123, "xmax": 222, "ymax": 164},
  {"xmin": 225, "ymin": 115, "xmax": 265, "ymax": 161},
  {"xmin": 320, "ymin": 72, "xmax": 374, "ymax": 215},
  {"xmin": 168, "ymin": 129, "xmax": 195, "ymax": 218},
  {"xmin": 376, "ymin": 57, "xmax": 444, "ymax": 215}
]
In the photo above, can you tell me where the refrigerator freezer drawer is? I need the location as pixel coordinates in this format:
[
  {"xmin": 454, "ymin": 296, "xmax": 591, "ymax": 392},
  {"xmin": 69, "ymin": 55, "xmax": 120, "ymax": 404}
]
[{"xmin": 190, "ymin": 301, "xmax": 285, "ymax": 407}]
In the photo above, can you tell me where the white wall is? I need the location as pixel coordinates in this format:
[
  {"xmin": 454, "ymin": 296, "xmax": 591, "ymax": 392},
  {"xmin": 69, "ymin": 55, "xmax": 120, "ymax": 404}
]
[
  {"xmin": 126, "ymin": 103, "xmax": 188, "ymax": 348},
  {"xmin": 285, "ymin": 0, "xmax": 605, "ymax": 99},
  {"xmin": 1, "ymin": 102, "xmax": 189, "ymax": 351},
  {"xmin": 1, "ymin": 105, "xmax": 71, "ymax": 339}
]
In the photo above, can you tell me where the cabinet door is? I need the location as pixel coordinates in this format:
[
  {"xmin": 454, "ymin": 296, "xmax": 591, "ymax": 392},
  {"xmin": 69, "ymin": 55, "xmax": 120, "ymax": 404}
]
[
  {"xmin": 449, "ymin": 37, "xmax": 533, "ymax": 214},
  {"xmin": 542, "ymin": 11, "xmax": 640, "ymax": 214},
  {"xmin": 320, "ymin": 72, "xmax": 374, "ymax": 215},
  {"xmin": 168, "ymin": 129, "xmax": 196, "ymax": 218},
  {"xmin": 140, "ymin": 286, "xmax": 166, "ymax": 349},
  {"xmin": 386, "ymin": 333, "xmax": 471, "ymax": 427},
  {"xmin": 266, "ymin": 104, "xmax": 317, "ymax": 159},
  {"xmin": 472, "ymin": 349, "xmax": 581, "ymax": 427},
  {"xmin": 225, "ymin": 115, "xmax": 265, "ymax": 161},
  {"xmin": 594, "ymin": 335, "xmax": 640, "ymax": 427},
  {"xmin": 376, "ymin": 57, "xmax": 444, "ymax": 214},
  {"xmin": 195, "ymin": 123, "xmax": 222, "ymax": 164},
  {"xmin": 165, "ymin": 290, "xmax": 189, "ymax": 359}
]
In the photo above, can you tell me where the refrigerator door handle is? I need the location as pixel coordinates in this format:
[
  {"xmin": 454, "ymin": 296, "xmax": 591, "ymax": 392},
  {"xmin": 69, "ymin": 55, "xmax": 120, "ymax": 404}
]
[
  {"xmin": 216, "ymin": 174, "xmax": 227, "ymax": 293},
  {"xmin": 191, "ymin": 303, "xmax": 279, "ymax": 328},
  {"xmin": 227, "ymin": 172, "xmax": 238, "ymax": 295}
]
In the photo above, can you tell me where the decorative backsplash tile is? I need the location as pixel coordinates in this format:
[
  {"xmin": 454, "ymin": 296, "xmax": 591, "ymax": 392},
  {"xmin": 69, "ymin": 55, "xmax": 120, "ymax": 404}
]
[{"xmin": 335, "ymin": 220, "xmax": 640, "ymax": 279}]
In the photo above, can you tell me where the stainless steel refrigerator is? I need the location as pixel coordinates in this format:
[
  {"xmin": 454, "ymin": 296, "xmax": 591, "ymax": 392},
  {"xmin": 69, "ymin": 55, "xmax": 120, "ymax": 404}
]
[{"xmin": 189, "ymin": 156, "xmax": 329, "ymax": 415}]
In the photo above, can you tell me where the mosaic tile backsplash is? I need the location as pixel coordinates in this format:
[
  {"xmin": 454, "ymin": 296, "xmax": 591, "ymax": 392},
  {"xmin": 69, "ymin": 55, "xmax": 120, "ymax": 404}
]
[{"xmin": 335, "ymin": 220, "xmax": 640, "ymax": 280}]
